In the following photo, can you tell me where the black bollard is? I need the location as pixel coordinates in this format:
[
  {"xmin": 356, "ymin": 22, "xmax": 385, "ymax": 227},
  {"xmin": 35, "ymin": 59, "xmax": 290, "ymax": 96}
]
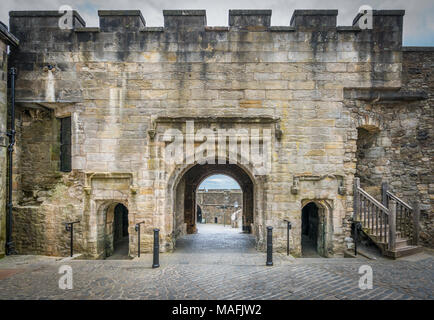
[
  {"xmin": 284, "ymin": 220, "xmax": 291, "ymax": 256},
  {"xmin": 266, "ymin": 226, "xmax": 273, "ymax": 266},
  {"xmin": 152, "ymin": 228, "xmax": 160, "ymax": 268},
  {"xmin": 65, "ymin": 221, "xmax": 80, "ymax": 257}
]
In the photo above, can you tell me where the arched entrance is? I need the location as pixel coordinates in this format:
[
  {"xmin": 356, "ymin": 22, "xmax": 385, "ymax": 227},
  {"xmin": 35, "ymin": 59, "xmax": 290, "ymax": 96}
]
[
  {"xmin": 301, "ymin": 202, "xmax": 319, "ymax": 257},
  {"xmin": 300, "ymin": 201, "xmax": 332, "ymax": 258},
  {"xmin": 105, "ymin": 203, "xmax": 130, "ymax": 259},
  {"xmin": 172, "ymin": 162, "xmax": 255, "ymax": 246}
]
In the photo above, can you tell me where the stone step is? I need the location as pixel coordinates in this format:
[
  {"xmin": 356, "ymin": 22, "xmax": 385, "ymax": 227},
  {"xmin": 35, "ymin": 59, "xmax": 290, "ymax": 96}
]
[
  {"xmin": 369, "ymin": 237, "xmax": 409, "ymax": 249},
  {"xmin": 384, "ymin": 245, "xmax": 423, "ymax": 259}
]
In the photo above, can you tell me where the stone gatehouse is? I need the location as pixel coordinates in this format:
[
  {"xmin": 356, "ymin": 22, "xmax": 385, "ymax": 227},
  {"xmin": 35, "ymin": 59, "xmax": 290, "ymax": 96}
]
[{"xmin": 0, "ymin": 9, "xmax": 432, "ymax": 259}]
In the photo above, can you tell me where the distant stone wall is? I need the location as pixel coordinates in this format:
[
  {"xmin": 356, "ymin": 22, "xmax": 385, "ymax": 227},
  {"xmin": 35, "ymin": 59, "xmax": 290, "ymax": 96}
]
[
  {"xmin": 197, "ymin": 189, "xmax": 242, "ymax": 225},
  {"xmin": 5, "ymin": 9, "xmax": 432, "ymax": 257}
]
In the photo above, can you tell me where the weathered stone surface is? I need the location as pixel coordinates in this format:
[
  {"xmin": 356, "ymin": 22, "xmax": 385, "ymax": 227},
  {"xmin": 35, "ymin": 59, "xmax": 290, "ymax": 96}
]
[{"xmin": 0, "ymin": 9, "xmax": 432, "ymax": 259}]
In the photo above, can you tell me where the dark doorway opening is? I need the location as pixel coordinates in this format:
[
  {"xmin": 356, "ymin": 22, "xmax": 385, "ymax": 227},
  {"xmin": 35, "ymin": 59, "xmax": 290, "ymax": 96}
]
[
  {"xmin": 108, "ymin": 203, "xmax": 129, "ymax": 260},
  {"xmin": 301, "ymin": 202, "xmax": 320, "ymax": 257},
  {"xmin": 197, "ymin": 205, "xmax": 202, "ymax": 223}
]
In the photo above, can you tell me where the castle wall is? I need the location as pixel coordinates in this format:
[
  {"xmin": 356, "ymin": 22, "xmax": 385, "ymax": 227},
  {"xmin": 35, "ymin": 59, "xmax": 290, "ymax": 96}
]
[
  {"xmin": 197, "ymin": 189, "xmax": 242, "ymax": 225},
  {"xmin": 5, "ymin": 9, "xmax": 431, "ymax": 257}
]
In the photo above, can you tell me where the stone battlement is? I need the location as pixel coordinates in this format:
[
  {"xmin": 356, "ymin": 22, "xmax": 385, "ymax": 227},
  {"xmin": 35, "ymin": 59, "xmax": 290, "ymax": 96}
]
[{"xmin": 9, "ymin": 9, "xmax": 405, "ymax": 33}]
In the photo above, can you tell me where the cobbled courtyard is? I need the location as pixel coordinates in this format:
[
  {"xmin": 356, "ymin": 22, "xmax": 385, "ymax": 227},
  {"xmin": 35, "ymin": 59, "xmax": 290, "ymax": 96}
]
[{"xmin": 0, "ymin": 224, "xmax": 433, "ymax": 300}]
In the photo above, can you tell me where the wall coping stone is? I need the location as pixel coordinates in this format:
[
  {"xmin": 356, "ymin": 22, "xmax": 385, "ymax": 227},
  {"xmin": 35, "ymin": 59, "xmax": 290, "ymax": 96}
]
[
  {"xmin": 98, "ymin": 10, "xmax": 145, "ymax": 28},
  {"xmin": 163, "ymin": 10, "xmax": 206, "ymax": 16}
]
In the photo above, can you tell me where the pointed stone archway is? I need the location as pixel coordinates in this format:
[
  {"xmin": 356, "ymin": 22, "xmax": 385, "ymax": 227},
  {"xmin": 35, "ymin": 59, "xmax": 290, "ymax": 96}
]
[{"xmin": 168, "ymin": 160, "xmax": 265, "ymax": 250}]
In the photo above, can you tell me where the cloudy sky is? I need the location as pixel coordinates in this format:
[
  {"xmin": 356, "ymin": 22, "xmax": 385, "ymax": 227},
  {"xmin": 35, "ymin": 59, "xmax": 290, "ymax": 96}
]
[
  {"xmin": 2, "ymin": 0, "xmax": 433, "ymax": 45},
  {"xmin": 199, "ymin": 175, "xmax": 241, "ymax": 190}
]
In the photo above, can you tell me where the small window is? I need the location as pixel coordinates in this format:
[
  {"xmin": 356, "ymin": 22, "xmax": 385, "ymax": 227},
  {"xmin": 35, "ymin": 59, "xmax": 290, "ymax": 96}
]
[{"xmin": 60, "ymin": 117, "xmax": 71, "ymax": 172}]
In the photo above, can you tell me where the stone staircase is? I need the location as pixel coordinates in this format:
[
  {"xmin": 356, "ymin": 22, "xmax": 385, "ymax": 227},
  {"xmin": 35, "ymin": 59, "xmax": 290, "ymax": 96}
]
[{"xmin": 353, "ymin": 178, "xmax": 422, "ymax": 259}]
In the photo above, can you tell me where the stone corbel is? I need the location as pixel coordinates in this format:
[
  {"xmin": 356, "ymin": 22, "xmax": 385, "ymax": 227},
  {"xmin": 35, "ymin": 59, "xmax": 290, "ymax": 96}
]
[
  {"xmin": 336, "ymin": 175, "xmax": 346, "ymax": 195},
  {"xmin": 275, "ymin": 123, "xmax": 283, "ymax": 141},
  {"xmin": 147, "ymin": 117, "xmax": 157, "ymax": 140},
  {"xmin": 130, "ymin": 185, "xmax": 138, "ymax": 194},
  {"xmin": 291, "ymin": 177, "xmax": 299, "ymax": 194}
]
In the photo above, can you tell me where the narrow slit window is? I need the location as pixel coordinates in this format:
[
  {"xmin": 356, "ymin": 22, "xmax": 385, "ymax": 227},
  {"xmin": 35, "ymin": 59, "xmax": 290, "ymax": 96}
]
[{"xmin": 60, "ymin": 117, "xmax": 72, "ymax": 172}]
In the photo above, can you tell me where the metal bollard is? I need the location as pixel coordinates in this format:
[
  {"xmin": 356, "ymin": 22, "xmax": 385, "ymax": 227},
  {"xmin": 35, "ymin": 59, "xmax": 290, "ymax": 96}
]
[
  {"xmin": 135, "ymin": 222, "xmax": 144, "ymax": 257},
  {"xmin": 354, "ymin": 222, "xmax": 361, "ymax": 256},
  {"xmin": 284, "ymin": 220, "xmax": 292, "ymax": 256},
  {"xmin": 65, "ymin": 221, "xmax": 80, "ymax": 257},
  {"xmin": 152, "ymin": 228, "xmax": 160, "ymax": 268},
  {"xmin": 266, "ymin": 226, "xmax": 273, "ymax": 266}
]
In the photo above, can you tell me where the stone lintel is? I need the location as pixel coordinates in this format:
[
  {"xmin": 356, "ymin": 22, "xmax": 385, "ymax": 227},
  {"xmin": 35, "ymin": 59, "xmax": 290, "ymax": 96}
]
[
  {"xmin": 290, "ymin": 10, "xmax": 338, "ymax": 29},
  {"xmin": 229, "ymin": 10, "xmax": 272, "ymax": 29},
  {"xmin": 155, "ymin": 116, "xmax": 279, "ymax": 124}
]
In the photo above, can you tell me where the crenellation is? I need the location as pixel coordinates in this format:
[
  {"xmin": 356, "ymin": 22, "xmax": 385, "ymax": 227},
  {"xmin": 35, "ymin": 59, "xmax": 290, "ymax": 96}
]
[
  {"xmin": 98, "ymin": 10, "xmax": 146, "ymax": 32},
  {"xmin": 229, "ymin": 10, "xmax": 272, "ymax": 29},
  {"xmin": 163, "ymin": 10, "xmax": 207, "ymax": 31},
  {"xmin": 290, "ymin": 10, "xmax": 338, "ymax": 30}
]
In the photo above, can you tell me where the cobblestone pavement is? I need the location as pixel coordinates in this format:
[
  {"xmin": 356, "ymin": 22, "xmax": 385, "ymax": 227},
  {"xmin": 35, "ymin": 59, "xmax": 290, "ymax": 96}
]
[{"xmin": 0, "ymin": 224, "xmax": 433, "ymax": 300}]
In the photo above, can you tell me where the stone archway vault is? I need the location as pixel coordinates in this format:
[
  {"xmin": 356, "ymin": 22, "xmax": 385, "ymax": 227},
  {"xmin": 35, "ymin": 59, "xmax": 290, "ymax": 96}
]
[{"xmin": 172, "ymin": 162, "xmax": 257, "ymax": 244}]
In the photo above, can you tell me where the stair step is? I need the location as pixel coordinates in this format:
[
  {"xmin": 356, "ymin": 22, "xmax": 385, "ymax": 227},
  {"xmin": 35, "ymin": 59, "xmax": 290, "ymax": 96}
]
[
  {"xmin": 384, "ymin": 246, "xmax": 423, "ymax": 259},
  {"xmin": 368, "ymin": 238, "xmax": 409, "ymax": 248}
]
